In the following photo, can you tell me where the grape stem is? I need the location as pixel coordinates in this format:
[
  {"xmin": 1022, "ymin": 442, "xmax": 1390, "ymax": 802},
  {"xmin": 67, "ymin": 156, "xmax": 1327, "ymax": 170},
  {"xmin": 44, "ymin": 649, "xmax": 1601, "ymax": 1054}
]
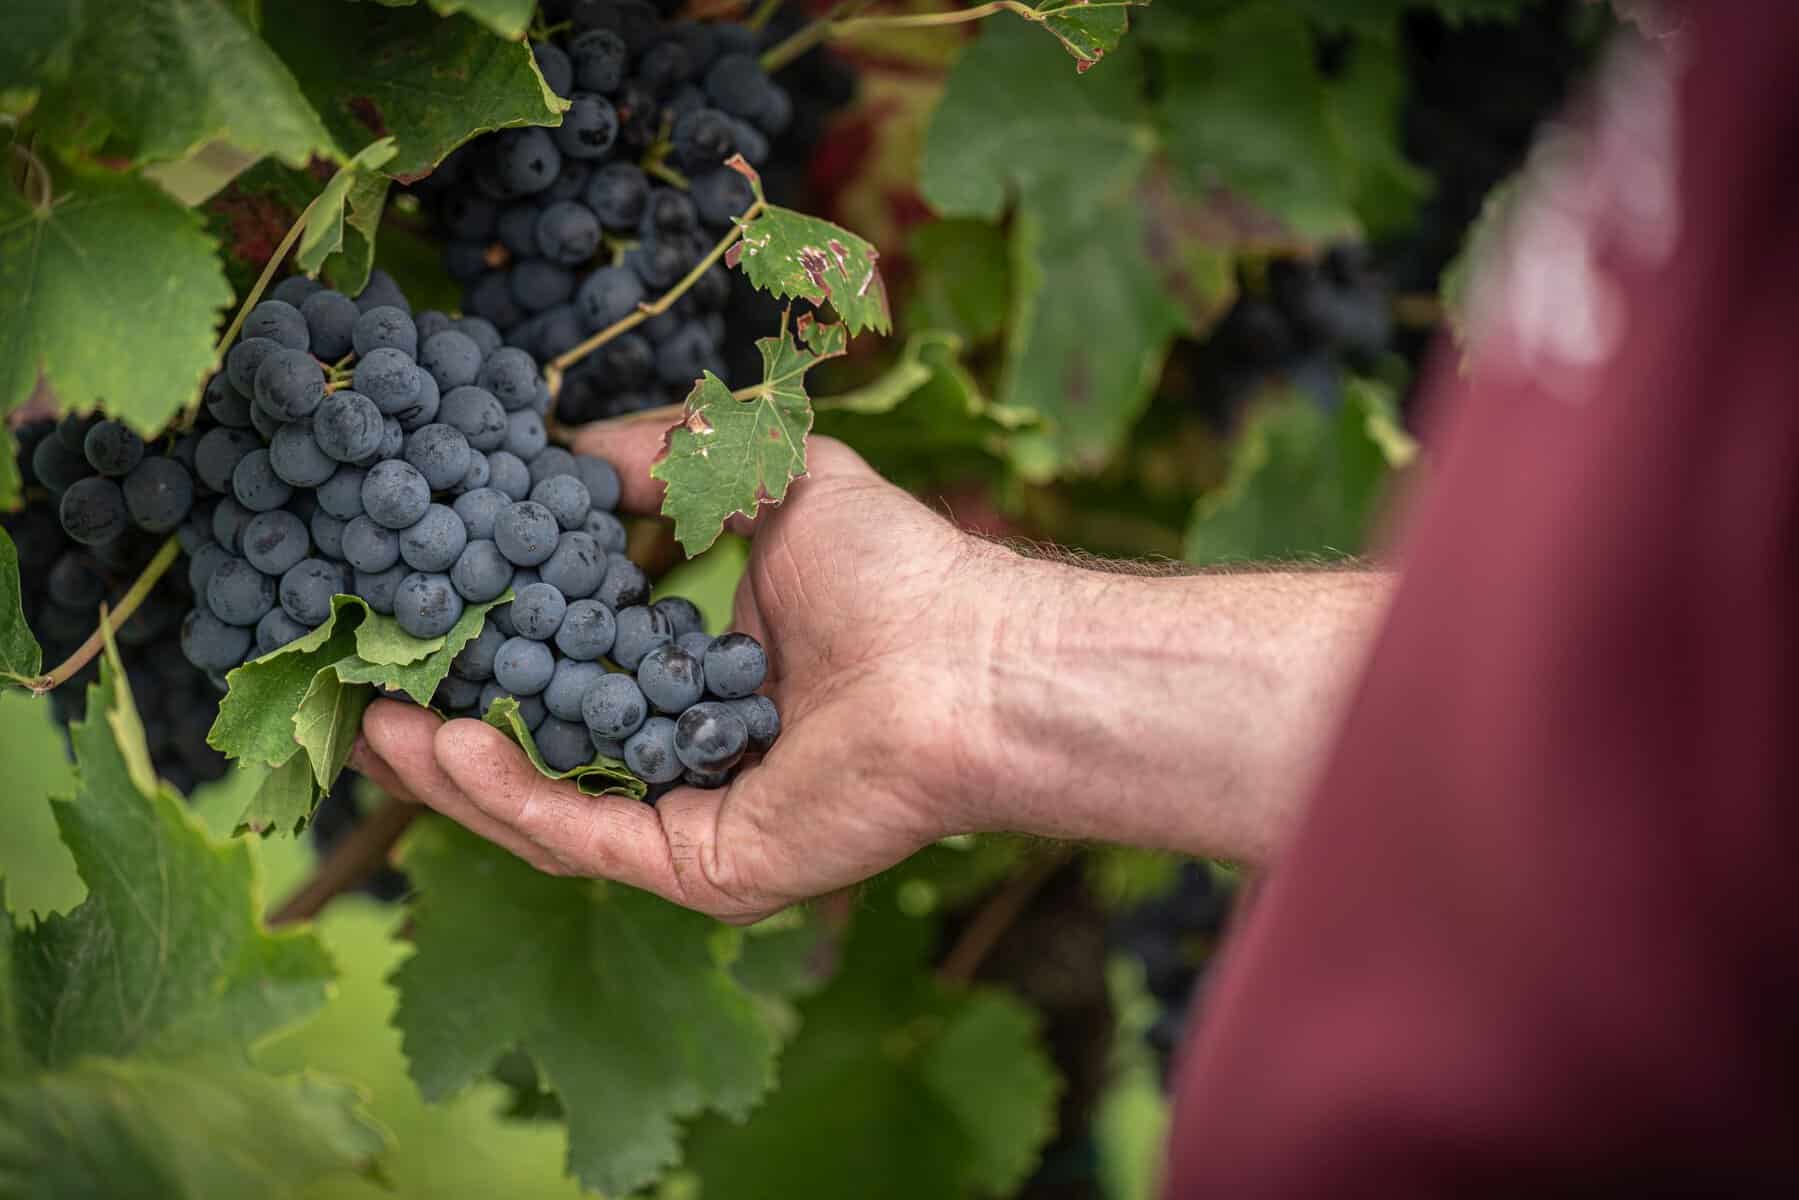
[
  {"xmin": 28, "ymin": 536, "xmax": 182, "ymax": 695},
  {"xmin": 269, "ymin": 794, "xmax": 418, "ymax": 926},
  {"xmin": 545, "ymin": 194, "xmax": 769, "ymax": 394},
  {"xmin": 760, "ymin": 0, "xmax": 1143, "ymax": 72}
]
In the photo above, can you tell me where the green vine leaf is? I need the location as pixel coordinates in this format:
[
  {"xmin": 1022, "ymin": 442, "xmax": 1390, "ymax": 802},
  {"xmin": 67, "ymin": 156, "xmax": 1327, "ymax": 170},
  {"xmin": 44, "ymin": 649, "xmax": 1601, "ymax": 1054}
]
[
  {"xmin": 392, "ymin": 821, "xmax": 779, "ymax": 1195},
  {"xmin": 0, "ymin": 158, "xmax": 233, "ymax": 434},
  {"xmin": 25, "ymin": 0, "xmax": 339, "ymax": 168},
  {"xmin": 0, "ymin": 0, "xmax": 83, "ymax": 97},
  {"xmin": 480, "ymin": 695, "xmax": 643, "ymax": 798},
  {"xmin": 0, "ymin": 529, "xmax": 42, "ymax": 687},
  {"xmin": 209, "ymin": 598, "xmax": 362, "ymax": 770},
  {"xmin": 681, "ymin": 882, "xmax": 1060, "ymax": 1198},
  {"xmin": 294, "ymin": 138, "xmax": 398, "ymax": 284},
  {"xmin": 0, "ymin": 1057, "xmax": 386, "ymax": 1198},
  {"xmin": 426, "ymin": 0, "xmax": 536, "ymax": 40},
  {"xmin": 263, "ymin": 0, "xmax": 564, "ymax": 182},
  {"xmin": 0, "ymin": 428, "xmax": 19, "ymax": 513},
  {"xmin": 8, "ymin": 653, "xmax": 337, "ymax": 1067},
  {"xmin": 730, "ymin": 169, "xmax": 891, "ymax": 337},
  {"xmin": 651, "ymin": 321, "xmax": 848, "ymax": 555},
  {"xmin": 239, "ymin": 756, "xmax": 320, "ymax": 839},
  {"xmin": 1030, "ymin": 0, "xmax": 1135, "ymax": 70},
  {"xmin": 294, "ymin": 662, "xmax": 375, "ymax": 792},
  {"xmin": 333, "ymin": 590, "xmax": 510, "ymax": 705}
]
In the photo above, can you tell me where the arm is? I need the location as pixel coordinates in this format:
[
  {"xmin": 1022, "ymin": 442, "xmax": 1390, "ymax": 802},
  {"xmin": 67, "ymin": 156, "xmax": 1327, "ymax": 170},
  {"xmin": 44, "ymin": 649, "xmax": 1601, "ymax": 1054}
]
[{"xmin": 356, "ymin": 427, "xmax": 1390, "ymax": 921}]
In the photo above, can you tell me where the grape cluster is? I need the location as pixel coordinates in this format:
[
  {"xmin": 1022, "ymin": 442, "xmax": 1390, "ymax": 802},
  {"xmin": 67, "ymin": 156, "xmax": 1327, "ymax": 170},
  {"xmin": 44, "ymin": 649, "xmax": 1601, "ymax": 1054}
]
[
  {"xmin": 5, "ymin": 420, "xmax": 228, "ymax": 793},
  {"xmin": 417, "ymin": 1, "xmax": 814, "ymax": 425},
  {"xmin": 1195, "ymin": 244, "xmax": 1392, "ymax": 418},
  {"xmin": 179, "ymin": 268, "xmax": 777, "ymax": 789}
]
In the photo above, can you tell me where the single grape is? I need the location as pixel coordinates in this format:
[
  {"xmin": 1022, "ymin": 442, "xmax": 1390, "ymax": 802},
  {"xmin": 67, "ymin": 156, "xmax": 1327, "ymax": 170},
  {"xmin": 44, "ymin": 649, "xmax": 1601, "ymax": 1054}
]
[
  {"xmin": 530, "ymin": 474, "xmax": 591, "ymax": 531},
  {"xmin": 403, "ymin": 423, "xmax": 472, "ymax": 492},
  {"xmin": 352, "ymin": 305, "xmax": 418, "ymax": 358},
  {"xmin": 487, "ymin": 450, "xmax": 532, "ymax": 500},
  {"xmin": 451, "ymin": 622, "xmax": 506, "ymax": 681},
  {"xmin": 504, "ymin": 410, "xmax": 549, "ymax": 460},
  {"xmin": 450, "ymin": 538, "xmax": 513, "ymax": 603},
  {"xmin": 509, "ymin": 581, "xmax": 567, "ymax": 640},
  {"xmin": 684, "ymin": 766, "xmax": 732, "ymax": 789},
  {"xmin": 419, "ymin": 330, "xmax": 484, "ymax": 391},
  {"xmin": 59, "ymin": 477, "xmax": 128, "ymax": 545},
  {"xmin": 544, "ymin": 659, "xmax": 607, "ymax": 723},
  {"xmin": 353, "ymin": 346, "xmax": 424, "ymax": 416},
  {"xmin": 241, "ymin": 299, "xmax": 310, "ymax": 351},
  {"xmin": 280, "ymin": 558, "xmax": 342, "ymax": 627},
  {"xmin": 82, "ymin": 421, "xmax": 144, "ymax": 477},
  {"xmin": 535, "ymin": 200, "xmax": 603, "ymax": 266},
  {"xmin": 394, "ymin": 571, "xmax": 464, "ymax": 639},
  {"xmin": 439, "ymin": 386, "xmax": 509, "ymax": 453},
  {"xmin": 184, "ymin": 541, "xmax": 231, "ymax": 599},
  {"xmin": 494, "ymin": 127, "xmax": 563, "ymax": 195},
  {"xmin": 581, "ymin": 672, "xmax": 648, "ymax": 740},
  {"xmin": 652, "ymin": 596, "xmax": 705, "ymax": 638},
  {"xmin": 394, "ymin": 369, "xmax": 442, "ymax": 433},
  {"xmin": 539, "ymin": 530, "xmax": 605, "ymax": 598},
  {"xmin": 255, "ymin": 606, "xmax": 311, "ymax": 657},
  {"xmin": 673, "ymin": 701, "xmax": 748, "ymax": 772},
  {"xmin": 452, "ymin": 488, "xmax": 511, "ymax": 541},
  {"xmin": 355, "ymin": 563, "xmax": 409, "ymax": 615},
  {"xmin": 671, "ymin": 107, "xmax": 736, "ymax": 172},
  {"xmin": 453, "ymin": 316, "xmax": 503, "ymax": 357},
  {"xmin": 211, "ymin": 496, "xmax": 254, "ymax": 553},
  {"xmin": 232, "ymin": 449, "xmax": 293, "ymax": 512},
  {"xmin": 254, "ymin": 347, "xmax": 326, "ymax": 422},
  {"xmin": 317, "ymin": 467, "xmax": 367, "ymax": 520},
  {"xmin": 637, "ymin": 643, "xmax": 704, "ymax": 713},
  {"xmin": 435, "ymin": 671, "xmax": 486, "ymax": 714},
  {"xmin": 313, "ymin": 390, "xmax": 386, "ymax": 463},
  {"xmin": 554, "ymin": 598, "xmax": 617, "ymax": 661},
  {"xmin": 399, "ymin": 503, "xmax": 469, "ymax": 573},
  {"xmin": 194, "ymin": 427, "xmax": 261, "ymax": 494},
  {"xmin": 342, "ymin": 514, "xmax": 402, "ymax": 573},
  {"xmin": 536, "ymin": 716, "xmax": 597, "ymax": 772},
  {"xmin": 583, "ymin": 509, "xmax": 628, "ymax": 555},
  {"xmin": 356, "ymin": 269, "xmax": 410, "ymax": 315},
  {"xmin": 725, "ymin": 694, "xmax": 781, "ymax": 751},
  {"xmin": 656, "ymin": 322, "xmax": 715, "ymax": 387},
  {"xmin": 310, "ymin": 510, "xmax": 347, "ymax": 560},
  {"xmin": 270, "ymin": 276, "xmax": 322, "ymax": 307},
  {"xmin": 595, "ymin": 553, "xmax": 649, "ymax": 609},
  {"xmin": 574, "ymin": 455, "xmax": 622, "ymax": 512},
  {"xmin": 554, "ymin": 93, "xmax": 620, "ymax": 160},
  {"xmin": 269, "ymin": 421, "xmax": 339, "ymax": 488},
  {"xmin": 574, "ymin": 264, "xmax": 645, "ymax": 333},
  {"xmin": 495, "ymin": 636, "xmax": 556, "ymax": 695},
  {"xmin": 181, "ymin": 608, "xmax": 252, "ymax": 672},
  {"xmin": 248, "ymin": 399, "xmax": 285, "ymax": 444},
  {"xmin": 533, "ymin": 40, "xmax": 573, "ymax": 97},
  {"xmin": 457, "ymin": 450, "xmax": 491, "ymax": 493},
  {"xmin": 241, "ymin": 509, "xmax": 310, "ymax": 577},
  {"xmin": 691, "ymin": 166, "xmax": 754, "ymax": 227},
  {"xmin": 478, "ymin": 347, "xmax": 541, "ymax": 412},
  {"xmin": 583, "ymin": 162, "xmax": 649, "ymax": 231},
  {"xmin": 703, "ymin": 631, "xmax": 767, "ymax": 698},
  {"xmin": 624, "ymin": 716, "xmax": 682, "ymax": 783},
  {"xmin": 207, "ymin": 556, "xmax": 276, "ymax": 627},
  {"xmin": 361, "ymin": 460, "xmax": 432, "ymax": 530},
  {"xmin": 31, "ymin": 432, "xmax": 93, "ymax": 494},
  {"xmin": 511, "ymin": 258, "xmax": 576, "ymax": 313},
  {"xmin": 527, "ymin": 446, "xmax": 577, "ymax": 486},
  {"xmin": 493, "ymin": 500, "xmax": 560, "ymax": 566},
  {"xmin": 121, "ymin": 457, "xmax": 194, "ymax": 533},
  {"xmin": 569, "ymin": 28, "xmax": 627, "ymax": 92},
  {"xmin": 301, "ymin": 290, "xmax": 359, "ymax": 360},
  {"xmin": 611, "ymin": 604, "xmax": 673, "ymax": 670}
]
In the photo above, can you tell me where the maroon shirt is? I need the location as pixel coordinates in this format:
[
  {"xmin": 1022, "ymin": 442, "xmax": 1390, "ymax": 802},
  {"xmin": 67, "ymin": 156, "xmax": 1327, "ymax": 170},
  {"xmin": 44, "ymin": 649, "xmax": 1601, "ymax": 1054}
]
[{"xmin": 1167, "ymin": 3, "xmax": 1799, "ymax": 1194}]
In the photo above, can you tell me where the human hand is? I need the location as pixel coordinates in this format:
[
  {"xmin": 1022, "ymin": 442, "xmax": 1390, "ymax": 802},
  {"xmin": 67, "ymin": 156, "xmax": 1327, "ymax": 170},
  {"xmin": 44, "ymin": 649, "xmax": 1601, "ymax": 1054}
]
[{"xmin": 356, "ymin": 421, "xmax": 1000, "ymax": 923}]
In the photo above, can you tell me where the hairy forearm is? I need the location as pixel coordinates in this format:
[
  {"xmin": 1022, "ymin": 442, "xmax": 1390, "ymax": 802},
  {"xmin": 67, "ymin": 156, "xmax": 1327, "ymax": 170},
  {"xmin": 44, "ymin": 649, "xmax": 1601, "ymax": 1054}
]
[{"xmin": 959, "ymin": 553, "xmax": 1393, "ymax": 864}]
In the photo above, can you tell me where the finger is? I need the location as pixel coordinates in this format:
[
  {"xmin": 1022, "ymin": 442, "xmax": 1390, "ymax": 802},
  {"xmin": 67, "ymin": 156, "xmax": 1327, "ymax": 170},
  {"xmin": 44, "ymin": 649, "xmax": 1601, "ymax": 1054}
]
[
  {"xmin": 348, "ymin": 734, "xmax": 418, "ymax": 804},
  {"xmin": 361, "ymin": 700, "xmax": 564, "ymax": 874},
  {"xmin": 434, "ymin": 718, "xmax": 761, "ymax": 918}
]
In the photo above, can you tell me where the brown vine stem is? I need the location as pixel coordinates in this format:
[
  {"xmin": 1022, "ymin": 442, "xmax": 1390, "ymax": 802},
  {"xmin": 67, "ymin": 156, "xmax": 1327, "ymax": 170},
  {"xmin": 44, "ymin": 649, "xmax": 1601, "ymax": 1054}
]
[
  {"xmin": 936, "ymin": 846, "xmax": 1071, "ymax": 986},
  {"xmin": 29, "ymin": 537, "xmax": 181, "ymax": 695},
  {"xmin": 544, "ymin": 195, "xmax": 767, "ymax": 395},
  {"xmin": 759, "ymin": 0, "xmax": 877, "ymax": 73},
  {"xmin": 269, "ymin": 794, "xmax": 419, "ymax": 926}
]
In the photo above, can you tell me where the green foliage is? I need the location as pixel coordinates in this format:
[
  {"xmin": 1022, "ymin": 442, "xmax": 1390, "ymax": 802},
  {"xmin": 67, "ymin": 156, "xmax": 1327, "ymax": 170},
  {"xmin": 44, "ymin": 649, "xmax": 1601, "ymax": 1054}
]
[
  {"xmin": 23, "ymin": 0, "xmax": 338, "ymax": 168},
  {"xmin": 209, "ymin": 592, "xmax": 510, "ymax": 831},
  {"xmin": 481, "ymin": 695, "xmax": 643, "ymax": 797},
  {"xmin": 294, "ymin": 138, "xmax": 398, "ymax": 290},
  {"xmin": 905, "ymin": 220, "xmax": 1011, "ymax": 343},
  {"xmin": 653, "ymin": 322, "xmax": 848, "ymax": 555},
  {"xmin": 0, "ymin": 532, "xmax": 41, "ymax": 686},
  {"xmin": 681, "ymin": 884, "xmax": 1060, "ymax": 1198},
  {"xmin": 1030, "ymin": 0, "xmax": 1137, "ymax": 69},
  {"xmin": 0, "ymin": 157, "xmax": 232, "ymax": 433},
  {"xmin": 1184, "ymin": 380, "xmax": 1416, "ymax": 565},
  {"xmin": 392, "ymin": 821, "xmax": 779, "ymax": 1196},
  {"xmin": 422, "ymin": 0, "xmax": 537, "ymax": 40},
  {"xmin": 261, "ymin": 0, "xmax": 561, "ymax": 181},
  {"xmin": 0, "ymin": 654, "xmax": 383, "ymax": 1197}
]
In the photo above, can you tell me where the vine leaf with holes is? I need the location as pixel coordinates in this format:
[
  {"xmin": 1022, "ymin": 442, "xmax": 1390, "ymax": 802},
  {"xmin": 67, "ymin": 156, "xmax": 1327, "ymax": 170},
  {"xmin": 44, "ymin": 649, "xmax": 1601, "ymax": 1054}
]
[{"xmin": 651, "ymin": 318, "xmax": 850, "ymax": 555}]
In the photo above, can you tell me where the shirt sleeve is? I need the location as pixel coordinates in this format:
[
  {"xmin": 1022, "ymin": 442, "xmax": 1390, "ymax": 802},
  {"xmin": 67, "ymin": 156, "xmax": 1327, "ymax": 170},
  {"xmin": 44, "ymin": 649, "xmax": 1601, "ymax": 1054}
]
[{"xmin": 1164, "ymin": 6, "xmax": 1799, "ymax": 1195}]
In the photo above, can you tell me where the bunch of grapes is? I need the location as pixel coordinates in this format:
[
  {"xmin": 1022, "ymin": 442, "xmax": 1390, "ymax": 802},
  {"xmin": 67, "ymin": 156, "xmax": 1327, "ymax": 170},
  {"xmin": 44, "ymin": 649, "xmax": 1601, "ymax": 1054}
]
[
  {"xmin": 1193, "ymin": 244, "xmax": 1393, "ymax": 420},
  {"xmin": 8, "ymin": 266, "xmax": 779, "ymax": 797},
  {"xmin": 5, "ymin": 421, "xmax": 229, "ymax": 793},
  {"xmin": 417, "ymin": 0, "xmax": 831, "ymax": 425}
]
